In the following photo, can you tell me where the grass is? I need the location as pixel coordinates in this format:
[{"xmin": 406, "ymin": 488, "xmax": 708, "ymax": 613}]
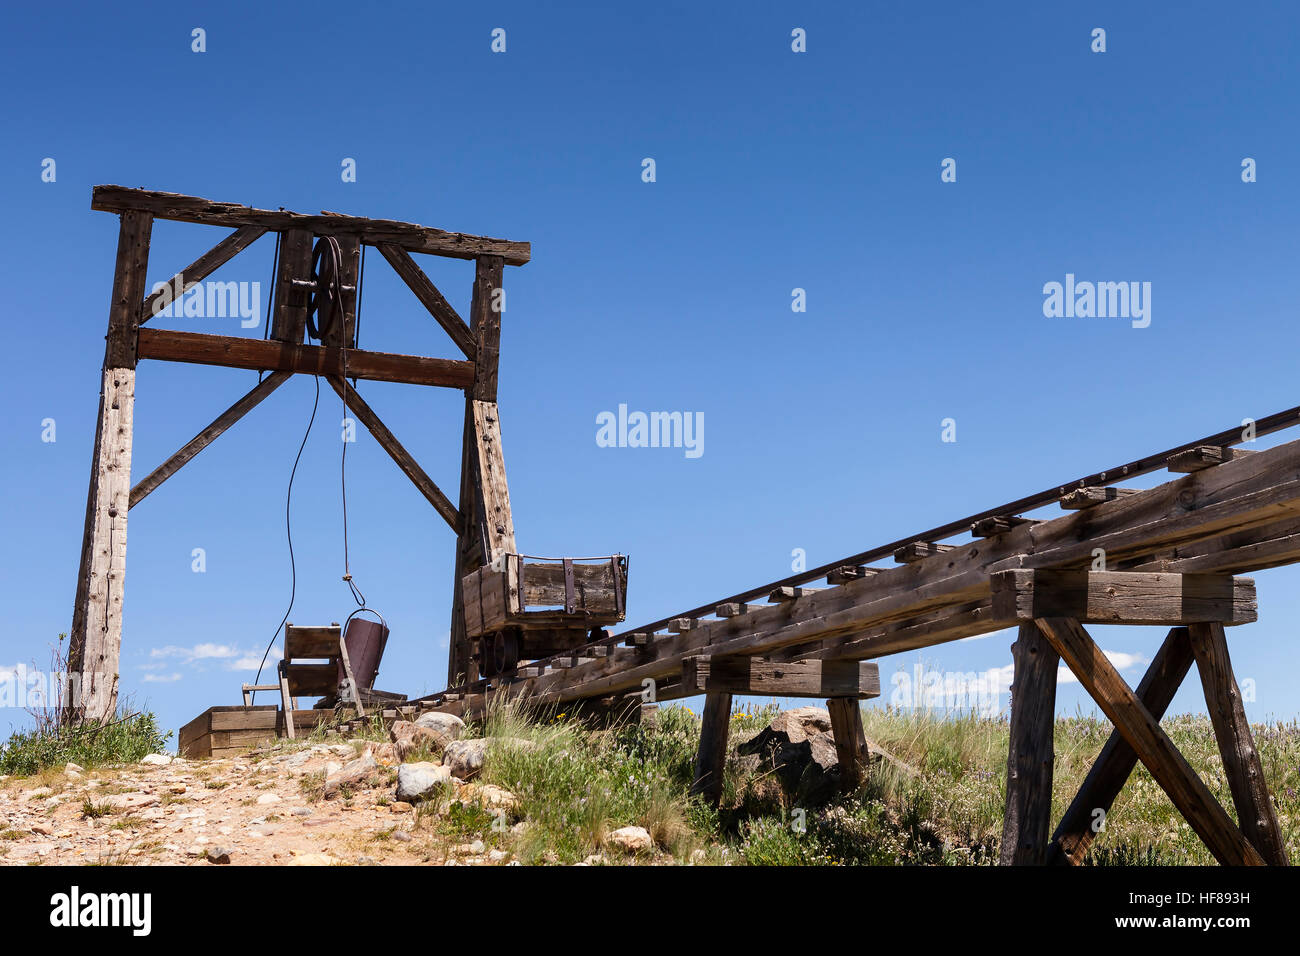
[
  {"xmin": 0, "ymin": 707, "xmax": 170, "ymax": 777},
  {"xmin": 454, "ymin": 701, "xmax": 1300, "ymax": 866}
]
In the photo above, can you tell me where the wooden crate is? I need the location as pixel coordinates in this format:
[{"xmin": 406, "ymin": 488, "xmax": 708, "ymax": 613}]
[
  {"xmin": 178, "ymin": 705, "xmax": 330, "ymax": 759},
  {"xmin": 462, "ymin": 554, "xmax": 627, "ymax": 639}
]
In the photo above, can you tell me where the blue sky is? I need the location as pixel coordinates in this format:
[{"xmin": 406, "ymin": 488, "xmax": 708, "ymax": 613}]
[{"xmin": 2, "ymin": 2, "xmax": 1299, "ymax": 744}]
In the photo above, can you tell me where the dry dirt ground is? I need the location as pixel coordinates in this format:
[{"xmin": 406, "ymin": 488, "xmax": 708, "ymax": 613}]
[{"xmin": 0, "ymin": 741, "xmax": 511, "ymax": 867}]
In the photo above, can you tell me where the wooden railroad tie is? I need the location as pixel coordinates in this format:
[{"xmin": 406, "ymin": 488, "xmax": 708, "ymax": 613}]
[
  {"xmin": 1059, "ymin": 486, "xmax": 1139, "ymax": 509},
  {"xmin": 1167, "ymin": 445, "xmax": 1256, "ymax": 474},
  {"xmin": 715, "ymin": 602, "xmax": 765, "ymax": 617},
  {"xmin": 893, "ymin": 541, "xmax": 955, "ymax": 563},
  {"xmin": 768, "ymin": 586, "xmax": 823, "ymax": 603},
  {"xmin": 970, "ymin": 515, "xmax": 1037, "ymax": 538}
]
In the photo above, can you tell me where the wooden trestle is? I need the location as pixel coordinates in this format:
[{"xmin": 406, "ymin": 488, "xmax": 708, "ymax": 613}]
[{"xmin": 418, "ymin": 433, "xmax": 1300, "ymax": 866}]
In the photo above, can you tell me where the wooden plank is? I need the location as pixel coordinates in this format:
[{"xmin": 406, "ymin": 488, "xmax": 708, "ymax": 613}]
[
  {"xmin": 472, "ymin": 400, "xmax": 517, "ymax": 562},
  {"xmin": 1187, "ymin": 622, "xmax": 1289, "ymax": 865},
  {"xmin": 517, "ymin": 559, "xmax": 621, "ymax": 611},
  {"xmin": 129, "ymin": 371, "xmax": 291, "ymax": 509},
  {"xmin": 1033, "ymin": 617, "xmax": 1265, "ymax": 866},
  {"xmin": 893, "ymin": 541, "xmax": 954, "ymax": 563},
  {"xmin": 971, "ymin": 515, "xmax": 1035, "ymax": 538},
  {"xmin": 284, "ymin": 624, "xmax": 342, "ymax": 660},
  {"xmin": 93, "ymin": 186, "xmax": 531, "ymax": 264},
  {"xmin": 67, "ymin": 368, "xmax": 136, "ymax": 724},
  {"xmin": 1167, "ymin": 445, "xmax": 1255, "ymax": 474},
  {"xmin": 1060, "ymin": 486, "xmax": 1139, "ymax": 509},
  {"xmin": 137, "ymin": 328, "xmax": 476, "ymax": 388},
  {"xmin": 377, "ymin": 243, "xmax": 476, "ymax": 358},
  {"xmin": 327, "ymin": 376, "xmax": 459, "ymax": 530},
  {"xmin": 668, "ymin": 618, "xmax": 696, "ymax": 632},
  {"xmin": 682, "ymin": 656, "xmax": 880, "ymax": 698},
  {"xmin": 826, "ymin": 698, "xmax": 870, "ymax": 794},
  {"xmin": 991, "ymin": 570, "xmax": 1256, "ymax": 626},
  {"xmin": 1048, "ymin": 627, "xmax": 1196, "ymax": 865},
  {"xmin": 141, "ymin": 225, "xmax": 266, "ymax": 324},
  {"xmin": 1000, "ymin": 623, "xmax": 1059, "ymax": 865},
  {"xmin": 283, "ymin": 663, "xmax": 338, "ymax": 697},
  {"xmin": 690, "ymin": 692, "xmax": 732, "ymax": 805}
]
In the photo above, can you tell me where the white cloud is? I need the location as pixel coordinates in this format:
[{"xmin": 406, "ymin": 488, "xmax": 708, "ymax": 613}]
[
  {"xmin": 143, "ymin": 643, "xmax": 280, "ymax": 673},
  {"xmin": 142, "ymin": 672, "xmax": 182, "ymax": 683},
  {"xmin": 1056, "ymin": 649, "xmax": 1147, "ymax": 685}
]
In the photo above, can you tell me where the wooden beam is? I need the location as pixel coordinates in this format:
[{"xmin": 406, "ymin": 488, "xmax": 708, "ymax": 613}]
[
  {"xmin": 327, "ymin": 377, "xmax": 459, "ymax": 531},
  {"xmin": 682, "ymin": 656, "xmax": 880, "ymax": 699},
  {"xmin": 129, "ymin": 371, "xmax": 291, "ymax": 509},
  {"xmin": 92, "ymin": 186, "xmax": 531, "ymax": 265},
  {"xmin": 1048, "ymin": 627, "xmax": 1195, "ymax": 865},
  {"xmin": 1167, "ymin": 445, "xmax": 1255, "ymax": 474},
  {"xmin": 1033, "ymin": 617, "xmax": 1265, "ymax": 866},
  {"xmin": 690, "ymin": 692, "xmax": 732, "ymax": 805},
  {"xmin": 470, "ymin": 256, "xmax": 505, "ymax": 402},
  {"xmin": 826, "ymin": 698, "xmax": 870, "ymax": 794},
  {"xmin": 136, "ymin": 328, "xmax": 475, "ymax": 388},
  {"xmin": 377, "ymin": 244, "xmax": 476, "ymax": 359},
  {"xmin": 141, "ymin": 225, "xmax": 267, "ymax": 324},
  {"xmin": 271, "ymin": 228, "xmax": 313, "ymax": 343},
  {"xmin": 1187, "ymin": 622, "xmax": 1289, "ymax": 865},
  {"xmin": 1000, "ymin": 623, "xmax": 1059, "ymax": 865},
  {"xmin": 104, "ymin": 210, "xmax": 153, "ymax": 368},
  {"xmin": 991, "ymin": 570, "xmax": 1256, "ymax": 626},
  {"xmin": 471, "ymin": 399, "xmax": 517, "ymax": 562},
  {"xmin": 67, "ymin": 368, "xmax": 136, "ymax": 724}
]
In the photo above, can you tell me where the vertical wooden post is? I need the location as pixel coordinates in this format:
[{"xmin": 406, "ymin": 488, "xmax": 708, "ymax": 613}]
[
  {"xmin": 68, "ymin": 210, "xmax": 152, "ymax": 724},
  {"xmin": 1000, "ymin": 622, "xmax": 1059, "ymax": 865},
  {"xmin": 271, "ymin": 228, "xmax": 313, "ymax": 343},
  {"xmin": 690, "ymin": 691, "xmax": 732, "ymax": 805},
  {"xmin": 1188, "ymin": 622, "xmax": 1289, "ymax": 865},
  {"xmin": 826, "ymin": 697, "xmax": 870, "ymax": 793},
  {"xmin": 1048, "ymin": 627, "xmax": 1195, "ymax": 865},
  {"xmin": 448, "ymin": 255, "xmax": 509, "ymax": 687}
]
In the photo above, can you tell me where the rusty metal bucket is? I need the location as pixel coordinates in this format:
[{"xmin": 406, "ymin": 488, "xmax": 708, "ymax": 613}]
[{"xmin": 337, "ymin": 616, "xmax": 389, "ymax": 691}]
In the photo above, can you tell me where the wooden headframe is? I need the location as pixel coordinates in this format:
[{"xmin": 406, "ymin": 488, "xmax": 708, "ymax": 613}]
[{"xmin": 67, "ymin": 186, "xmax": 529, "ymax": 723}]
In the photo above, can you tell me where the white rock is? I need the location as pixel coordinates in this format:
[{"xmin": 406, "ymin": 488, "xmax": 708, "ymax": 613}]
[
  {"xmin": 256, "ymin": 793, "xmax": 282, "ymax": 805},
  {"xmin": 140, "ymin": 753, "xmax": 174, "ymax": 766},
  {"xmin": 395, "ymin": 762, "xmax": 451, "ymax": 802},
  {"xmin": 607, "ymin": 825, "xmax": 653, "ymax": 854}
]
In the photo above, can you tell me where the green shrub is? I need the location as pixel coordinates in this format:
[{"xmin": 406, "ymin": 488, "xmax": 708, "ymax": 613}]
[{"xmin": 0, "ymin": 709, "xmax": 170, "ymax": 776}]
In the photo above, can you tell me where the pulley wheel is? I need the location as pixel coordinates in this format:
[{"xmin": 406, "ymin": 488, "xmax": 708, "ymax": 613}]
[{"xmin": 306, "ymin": 236, "xmax": 341, "ymax": 340}]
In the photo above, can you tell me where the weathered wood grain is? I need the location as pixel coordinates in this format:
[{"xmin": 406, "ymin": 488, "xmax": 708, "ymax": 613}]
[
  {"xmin": 93, "ymin": 186, "xmax": 531, "ymax": 265},
  {"xmin": 137, "ymin": 328, "xmax": 475, "ymax": 388},
  {"xmin": 990, "ymin": 570, "xmax": 1256, "ymax": 626},
  {"xmin": 1188, "ymin": 622, "xmax": 1289, "ymax": 865},
  {"xmin": 1000, "ymin": 623, "xmax": 1059, "ymax": 865}
]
